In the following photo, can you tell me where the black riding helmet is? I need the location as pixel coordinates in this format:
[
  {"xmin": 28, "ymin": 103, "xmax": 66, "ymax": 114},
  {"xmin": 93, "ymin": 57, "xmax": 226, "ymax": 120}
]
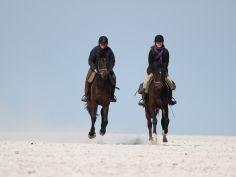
[
  {"xmin": 154, "ymin": 35, "xmax": 164, "ymax": 43},
  {"xmin": 98, "ymin": 36, "xmax": 108, "ymax": 44}
]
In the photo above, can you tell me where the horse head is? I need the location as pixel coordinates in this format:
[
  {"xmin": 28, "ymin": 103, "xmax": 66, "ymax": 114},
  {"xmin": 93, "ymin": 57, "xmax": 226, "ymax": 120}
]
[
  {"xmin": 98, "ymin": 69, "xmax": 109, "ymax": 80},
  {"xmin": 151, "ymin": 62, "xmax": 166, "ymax": 89}
]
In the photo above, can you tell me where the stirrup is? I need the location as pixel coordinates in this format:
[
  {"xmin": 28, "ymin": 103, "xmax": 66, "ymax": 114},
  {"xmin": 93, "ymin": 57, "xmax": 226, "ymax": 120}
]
[
  {"xmin": 169, "ymin": 97, "xmax": 177, "ymax": 105},
  {"xmin": 110, "ymin": 95, "xmax": 117, "ymax": 102},
  {"xmin": 81, "ymin": 95, "xmax": 87, "ymax": 102},
  {"xmin": 138, "ymin": 99, "xmax": 145, "ymax": 106}
]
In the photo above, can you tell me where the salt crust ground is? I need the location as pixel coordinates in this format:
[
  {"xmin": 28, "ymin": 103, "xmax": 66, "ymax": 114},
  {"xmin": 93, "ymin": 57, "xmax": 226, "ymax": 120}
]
[{"xmin": 0, "ymin": 133, "xmax": 235, "ymax": 177}]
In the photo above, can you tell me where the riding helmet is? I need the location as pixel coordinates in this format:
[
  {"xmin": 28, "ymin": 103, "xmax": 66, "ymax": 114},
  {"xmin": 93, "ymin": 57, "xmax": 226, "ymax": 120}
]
[
  {"xmin": 154, "ymin": 35, "xmax": 164, "ymax": 43},
  {"xmin": 98, "ymin": 36, "xmax": 108, "ymax": 44}
]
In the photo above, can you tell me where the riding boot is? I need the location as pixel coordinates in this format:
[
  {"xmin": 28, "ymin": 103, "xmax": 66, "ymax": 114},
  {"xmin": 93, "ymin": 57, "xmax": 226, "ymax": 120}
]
[
  {"xmin": 169, "ymin": 90, "xmax": 177, "ymax": 105},
  {"xmin": 138, "ymin": 93, "xmax": 147, "ymax": 106},
  {"xmin": 82, "ymin": 69, "xmax": 94, "ymax": 102},
  {"xmin": 110, "ymin": 72, "xmax": 117, "ymax": 102},
  {"xmin": 81, "ymin": 81, "xmax": 90, "ymax": 102},
  {"xmin": 110, "ymin": 85, "xmax": 117, "ymax": 102}
]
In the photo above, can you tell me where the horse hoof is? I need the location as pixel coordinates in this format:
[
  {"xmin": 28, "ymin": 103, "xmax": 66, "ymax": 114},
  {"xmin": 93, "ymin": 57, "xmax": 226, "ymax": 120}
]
[
  {"xmin": 99, "ymin": 129, "xmax": 106, "ymax": 136},
  {"xmin": 163, "ymin": 138, "xmax": 168, "ymax": 143},
  {"xmin": 163, "ymin": 135, "xmax": 168, "ymax": 143},
  {"xmin": 163, "ymin": 133, "xmax": 168, "ymax": 143},
  {"xmin": 88, "ymin": 132, "xmax": 96, "ymax": 139}
]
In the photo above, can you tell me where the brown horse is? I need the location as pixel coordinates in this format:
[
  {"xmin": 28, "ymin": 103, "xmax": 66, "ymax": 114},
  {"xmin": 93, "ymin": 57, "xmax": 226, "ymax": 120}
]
[
  {"xmin": 145, "ymin": 62, "xmax": 171, "ymax": 142},
  {"xmin": 86, "ymin": 68, "xmax": 113, "ymax": 139}
]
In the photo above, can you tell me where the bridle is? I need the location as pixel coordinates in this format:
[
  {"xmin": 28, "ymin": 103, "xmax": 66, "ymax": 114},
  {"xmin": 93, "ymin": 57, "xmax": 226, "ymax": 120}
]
[{"xmin": 153, "ymin": 70, "xmax": 164, "ymax": 89}]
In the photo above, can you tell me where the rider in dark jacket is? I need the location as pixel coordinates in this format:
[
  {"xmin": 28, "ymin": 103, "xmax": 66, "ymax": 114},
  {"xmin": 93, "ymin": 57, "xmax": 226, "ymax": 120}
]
[
  {"xmin": 147, "ymin": 44, "xmax": 169, "ymax": 74},
  {"xmin": 81, "ymin": 36, "xmax": 117, "ymax": 102},
  {"xmin": 88, "ymin": 45, "xmax": 115, "ymax": 71}
]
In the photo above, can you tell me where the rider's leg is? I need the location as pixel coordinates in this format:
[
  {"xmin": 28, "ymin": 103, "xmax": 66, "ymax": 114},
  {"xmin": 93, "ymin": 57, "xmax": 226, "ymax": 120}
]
[
  {"xmin": 81, "ymin": 69, "xmax": 94, "ymax": 102},
  {"xmin": 138, "ymin": 92, "xmax": 148, "ymax": 106},
  {"xmin": 165, "ymin": 75, "xmax": 176, "ymax": 105},
  {"xmin": 138, "ymin": 73, "xmax": 153, "ymax": 106},
  {"xmin": 110, "ymin": 72, "xmax": 117, "ymax": 102}
]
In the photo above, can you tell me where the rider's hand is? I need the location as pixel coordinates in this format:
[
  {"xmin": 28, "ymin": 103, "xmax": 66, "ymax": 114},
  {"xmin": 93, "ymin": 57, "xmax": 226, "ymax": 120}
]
[{"xmin": 94, "ymin": 69, "xmax": 98, "ymax": 73}]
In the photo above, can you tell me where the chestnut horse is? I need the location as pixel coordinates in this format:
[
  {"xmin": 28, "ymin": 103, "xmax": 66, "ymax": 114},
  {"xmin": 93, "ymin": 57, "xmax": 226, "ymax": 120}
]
[{"xmin": 144, "ymin": 62, "xmax": 171, "ymax": 142}]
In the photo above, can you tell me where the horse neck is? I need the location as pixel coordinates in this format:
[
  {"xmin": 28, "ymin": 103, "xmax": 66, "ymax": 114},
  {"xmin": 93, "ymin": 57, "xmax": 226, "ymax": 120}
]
[
  {"xmin": 149, "ymin": 80, "xmax": 167, "ymax": 97},
  {"xmin": 93, "ymin": 74, "xmax": 110, "ymax": 90}
]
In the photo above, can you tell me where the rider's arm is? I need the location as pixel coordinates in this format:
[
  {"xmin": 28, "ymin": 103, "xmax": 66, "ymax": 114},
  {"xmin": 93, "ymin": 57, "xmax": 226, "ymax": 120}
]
[
  {"xmin": 88, "ymin": 47, "xmax": 97, "ymax": 70},
  {"xmin": 148, "ymin": 49, "xmax": 154, "ymax": 65},
  {"xmin": 163, "ymin": 49, "xmax": 169, "ymax": 73},
  {"xmin": 109, "ymin": 49, "xmax": 115, "ymax": 70}
]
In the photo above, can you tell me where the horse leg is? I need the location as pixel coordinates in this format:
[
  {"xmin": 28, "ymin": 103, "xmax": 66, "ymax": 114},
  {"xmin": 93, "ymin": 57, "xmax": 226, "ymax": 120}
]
[
  {"xmin": 161, "ymin": 106, "xmax": 169, "ymax": 142},
  {"xmin": 152, "ymin": 109, "xmax": 158, "ymax": 141},
  {"xmin": 100, "ymin": 107, "xmax": 109, "ymax": 136},
  {"xmin": 147, "ymin": 118, "xmax": 152, "ymax": 141},
  {"xmin": 145, "ymin": 107, "xmax": 153, "ymax": 141},
  {"xmin": 152, "ymin": 109, "xmax": 159, "ymax": 134},
  {"xmin": 88, "ymin": 105, "xmax": 98, "ymax": 139}
]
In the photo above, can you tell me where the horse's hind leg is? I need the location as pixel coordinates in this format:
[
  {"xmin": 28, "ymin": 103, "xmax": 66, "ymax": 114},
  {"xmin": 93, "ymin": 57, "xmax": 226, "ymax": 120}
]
[
  {"xmin": 161, "ymin": 106, "xmax": 169, "ymax": 142},
  {"xmin": 88, "ymin": 105, "xmax": 98, "ymax": 139},
  {"xmin": 100, "ymin": 107, "xmax": 109, "ymax": 136}
]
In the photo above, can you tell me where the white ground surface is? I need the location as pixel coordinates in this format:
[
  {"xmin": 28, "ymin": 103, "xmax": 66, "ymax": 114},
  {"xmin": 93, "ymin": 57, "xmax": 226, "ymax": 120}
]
[{"xmin": 0, "ymin": 133, "xmax": 235, "ymax": 177}]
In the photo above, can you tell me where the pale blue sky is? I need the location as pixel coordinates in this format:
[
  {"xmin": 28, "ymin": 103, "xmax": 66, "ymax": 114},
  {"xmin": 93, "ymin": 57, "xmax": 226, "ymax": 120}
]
[{"xmin": 0, "ymin": 0, "xmax": 236, "ymax": 135}]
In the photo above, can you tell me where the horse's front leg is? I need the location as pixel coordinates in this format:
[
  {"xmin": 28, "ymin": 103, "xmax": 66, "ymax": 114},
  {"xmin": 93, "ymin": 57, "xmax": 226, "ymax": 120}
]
[
  {"xmin": 161, "ymin": 106, "xmax": 169, "ymax": 142},
  {"xmin": 152, "ymin": 109, "xmax": 158, "ymax": 141},
  {"xmin": 88, "ymin": 105, "xmax": 98, "ymax": 139},
  {"xmin": 100, "ymin": 106, "xmax": 109, "ymax": 136},
  {"xmin": 145, "ymin": 107, "xmax": 153, "ymax": 141}
]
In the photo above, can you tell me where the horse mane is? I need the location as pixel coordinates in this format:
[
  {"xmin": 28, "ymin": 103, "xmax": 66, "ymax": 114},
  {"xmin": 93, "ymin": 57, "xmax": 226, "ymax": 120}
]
[
  {"xmin": 149, "ymin": 61, "xmax": 163, "ymax": 73},
  {"xmin": 93, "ymin": 72, "xmax": 111, "ymax": 90}
]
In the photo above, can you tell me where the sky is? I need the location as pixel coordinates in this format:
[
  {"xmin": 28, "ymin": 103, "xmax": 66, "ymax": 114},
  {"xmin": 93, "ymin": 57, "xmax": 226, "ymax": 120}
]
[{"xmin": 0, "ymin": 0, "xmax": 236, "ymax": 136}]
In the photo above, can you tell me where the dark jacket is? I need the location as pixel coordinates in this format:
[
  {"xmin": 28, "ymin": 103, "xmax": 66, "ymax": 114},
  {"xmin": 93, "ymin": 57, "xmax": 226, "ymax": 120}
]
[
  {"xmin": 147, "ymin": 45, "xmax": 169, "ymax": 74},
  {"xmin": 88, "ymin": 46, "xmax": 115, "ymax": 71}
]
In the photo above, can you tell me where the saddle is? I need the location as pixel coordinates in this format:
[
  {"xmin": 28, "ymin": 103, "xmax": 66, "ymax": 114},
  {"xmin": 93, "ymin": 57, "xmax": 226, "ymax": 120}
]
[{"xmin": 138, "ymin": 77, "xmax": 175, "ymax": 95}]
